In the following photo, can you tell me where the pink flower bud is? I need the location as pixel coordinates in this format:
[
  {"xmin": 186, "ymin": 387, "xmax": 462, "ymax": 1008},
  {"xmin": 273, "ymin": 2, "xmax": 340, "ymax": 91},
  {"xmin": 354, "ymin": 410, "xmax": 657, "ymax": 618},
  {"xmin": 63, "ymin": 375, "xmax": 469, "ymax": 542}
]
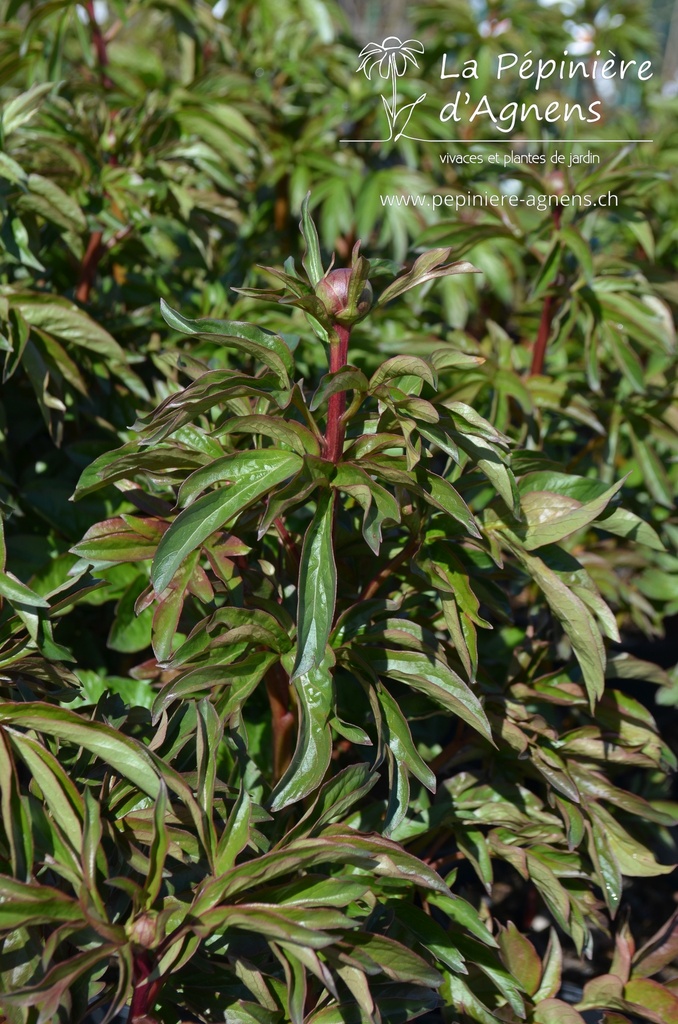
[
  {"xmin": 315, "ymin": 268, "xmax": 373, "ymax": 324},
  {"xmin": 127, "ymin": 912, "xmax": 158, "ymax": 948}
]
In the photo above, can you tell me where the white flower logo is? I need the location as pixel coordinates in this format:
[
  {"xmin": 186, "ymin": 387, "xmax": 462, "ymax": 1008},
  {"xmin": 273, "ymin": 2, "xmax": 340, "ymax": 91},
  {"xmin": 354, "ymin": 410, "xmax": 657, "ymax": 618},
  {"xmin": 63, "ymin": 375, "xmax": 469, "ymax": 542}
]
[
  {"xmin": 356, "ymin": 36, "xmax": 427, "ymax": 141},
  {"xmin": 357, "ymin": 36, "xmax": 424, "ymax": 79}
]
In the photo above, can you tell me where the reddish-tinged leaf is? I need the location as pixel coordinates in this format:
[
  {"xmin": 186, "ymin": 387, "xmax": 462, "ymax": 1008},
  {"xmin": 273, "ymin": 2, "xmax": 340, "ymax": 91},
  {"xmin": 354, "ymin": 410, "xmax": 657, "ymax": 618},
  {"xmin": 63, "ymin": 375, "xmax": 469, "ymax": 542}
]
[
  {"xmin": 624, "ymin": 979, "xmax": 678, "ymax": 1024},
  {"xmin": 633, "ymin": 911, "xmax": 678, "ymax": 978},
  {"xmin": 497, "ymin": 922, "xmax": 542, "ymax": 996},
  {"xmin": 534, "ymin": 999, "xmax": 587, "ymax": 1024}
]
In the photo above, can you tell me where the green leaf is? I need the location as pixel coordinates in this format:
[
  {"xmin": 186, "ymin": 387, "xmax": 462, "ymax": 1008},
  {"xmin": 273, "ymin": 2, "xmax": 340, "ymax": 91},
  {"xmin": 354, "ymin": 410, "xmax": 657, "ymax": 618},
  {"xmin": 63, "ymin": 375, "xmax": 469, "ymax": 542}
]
[
  {"xmin": 606, "ymin": 326, "xmax": 646, "ymax": 393},
  {"xmin": 431, "ymin": 349, "xmax": 486, "ymax": 371},
  {"xmin": 586, "ymin": 820, "xmax": 622, "ymax": 916},
  {"xmin": 72, "ymin": 443, "xmax": 206, "ymax": 500},
  {"xmin": 195, "ymin": 831, "xmax": 450, "ymax": 914},
  {"xmin": 534, "ymin": 929, "xmax": 563, "ymax": 1001},
  {"xmin": 178, "ymin": 449, "xmax": 303, "ymax": 507},
  {"xmin": 443, "ymin": 599, "xmax": 477, "ymax": 681},
  {"xmin": 22, "ymin": 174, "xmax": 87, "ymax": 234},
  {"xmin": 530, "ymin": 238, "xmax": 561, "ymax": 300},
  {"xmin": 497, "ymin": 921, "xmax": 542, "ymax": 995},
  {"xmin": 196, "ymin": 904, "xmax": 345, "ymax": 948},
  {"xmin": 370, "ymin": 356, "xmax": 437, "ymax": 392},
  {"xmin": 444, "ymin": 402, "xmax": 510, "ymax": 445},
  {"xmin": 456, "ymin": 433, "xmax": 519, "ymax": 515},
  {"xmin": 588, "ymin": 804, "xmax": 675, "ymax": 878},
  {"xmin": 292, "ymin": 490, "xmax": 337, "ymax": 680},
  {"xmin": 279, "ymin": 945, "xmax": 307, "ymax": 1024},
  {"xmin": 222, "ymin": 414, "xmax": 321, "ymax": 456},
  {"xmin": 270, "ymin": 656, "xmax": 334, "ymax": 811},
  {"xmin": 376, "ymin": 250, "xmax": 478, "ymax": 307},
  {"xmin": 300, "ymin": 192, "xmax": 324, "ymax": 286},
  {"xmin": 307, "ymin": 987, "xmax": 441, "ymax": 1024},
  {"xmin": 534, "ymin": 999, "xmax": 587, "ymax": 1024},
  {"xmin": 0, "ymin": 733, "xmax": 31, "ymax": 881},
  {"xmin": 632, "ymin": 910, "xmax": 678, "ymax": 978},
  {"xmin": 392, "ymin": 904, "xmax": 466, "ymax": 973},
  {"xmin": 0, "ymin": 878, "xmax": 84, "ymax": 929},
  {"xmin": 153, "ymin": 451, "xmax": 301, "ymax": 593},
  {"xmin": 560, "ymin": 226, "xmax": 593, "ymax": 283},
  {"xmin": 1, "ymin": 82, "xmax": 55, "ymax": 135},
  {"xmin": 15, "ymin": 298, "xmax": 144, "ymax": 393},
  {"xmin": 520, "ymin": 478, "xmax": 625, "ymax": 550},
  {"xmin": 310, "ymin": 367, "xmax": 368, "ymax": 412},
  {"xmin": 452, "ymin": 932, "xmax": 525, "ymax": 1013},
  {"xmin": 345, "ymin": 933, "xmax": 442, "ymax": 987},
  {"xmin": 441, "ymin": 973, "xmax": 499, "ymax": 1024},
  {"xmin": 215, "ymin": 787, "xmax": 253, "ymax": 874},
  {"xmin": 418, "ymin": 423, "xmax": 459, "ymax": 462},
  {"xmin": 332, "ymin": 463, "xmax": 401, "ymax": 554},
  {"xmin": 143, "ymin": 778, "xmax": 169, "ymax": 906},
  {"xmin": 599, "ymin": 290, "xmax": 674, "ymax": 355},
  {"xmin": 152, "ymin": 653, "xmax": 276, "ymax": 721},
  {"xmin": 628, "ymin": 423, "xmax": 674, "ymax": 509},
  {"xmin": 0, "ymin": 703, "xmax": 162, "ymax": 798},
  {"xmin": 360, "ymin": 648, "xmax": 492, "ymax": 743},
  {"xmin": 378, "ymin": 685, "xmax": 436, "ymax": 792},
  {"xmin": 597, "ymin": 507, "xmax": 664, "ymax": 551},
  {"xmin": 0, "ymin": 945, "xmax": 115, "ymax": 1021},
  {"xmin": 334, "ymin": 964, "xmax": 374, "ymax": 1020},
  {"xmin": 285, "ymin": 764, "xmax": 380, "ymax": 841},
  {"xmin": 108, "ymin": 574, "xmax": 153, "ymax": 653},
  {"xmin": 160, "ymin": 299, "xmax": 293, "ymax": 385},
  {"xmin": 516, "ymin": 472, "xmax": 663, "ymax": 550},
  {"xmin": 512, "ymin": 547, "xmax": 606, "ymax": 707},
  {"xmin": 0, "ymin": 571, "xmax": 50, "ymax": 608},
  {"xmin": 9, "ymin": 733, "xmax": 83, "ymax": 855},
  {"xmin": 415, "ymin": 468, "xmax": 480, "ymax": 538},
  {"xmin": 623, "ymin": 979, "xmax": 678, "ymax": 1024},
  {"xmin": 81, "ymin": 787, "xmax": 107, "ymax": 918}
]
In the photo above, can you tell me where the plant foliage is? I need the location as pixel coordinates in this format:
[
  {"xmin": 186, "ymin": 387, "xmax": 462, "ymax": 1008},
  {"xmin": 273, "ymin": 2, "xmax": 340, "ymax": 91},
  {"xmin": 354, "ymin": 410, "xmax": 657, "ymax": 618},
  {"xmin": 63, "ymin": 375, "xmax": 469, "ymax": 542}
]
[{"xmin": 0, "ymin": 1, "xmax": 677, "ymax": 1023}]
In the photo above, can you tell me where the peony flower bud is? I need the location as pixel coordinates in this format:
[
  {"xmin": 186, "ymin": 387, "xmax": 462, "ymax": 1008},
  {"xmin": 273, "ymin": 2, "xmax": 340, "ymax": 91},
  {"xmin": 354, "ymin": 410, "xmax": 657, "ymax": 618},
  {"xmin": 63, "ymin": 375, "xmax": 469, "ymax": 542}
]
[
  {"xmin": 126, "ymin": 912, "xmax": 159, "ymax": 948},
  {"xmin": 315, "ymin": 268, "xmax": 373, "ymax": 324}
]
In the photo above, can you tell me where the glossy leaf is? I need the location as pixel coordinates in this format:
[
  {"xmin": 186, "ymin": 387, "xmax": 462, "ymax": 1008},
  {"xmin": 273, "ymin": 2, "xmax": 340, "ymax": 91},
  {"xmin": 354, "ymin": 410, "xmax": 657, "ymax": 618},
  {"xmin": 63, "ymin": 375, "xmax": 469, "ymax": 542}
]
[
  {"xmin": 270, "ymin": 657, "xmax": 334, "ymax": 811},
  {"xmin": 160, "ymin": 299, "xmax": 293, "ymax": 384},
  {"xmin": 292, "ymin": 490, "xmax": 337, "ymax": 680},
  {"xmin": 360, "ymin": 648, "xmax": 492, "ymax": 743},
  {"xmin": 153, "ymin": 451, "xmax": 302, "ymax": 593}
]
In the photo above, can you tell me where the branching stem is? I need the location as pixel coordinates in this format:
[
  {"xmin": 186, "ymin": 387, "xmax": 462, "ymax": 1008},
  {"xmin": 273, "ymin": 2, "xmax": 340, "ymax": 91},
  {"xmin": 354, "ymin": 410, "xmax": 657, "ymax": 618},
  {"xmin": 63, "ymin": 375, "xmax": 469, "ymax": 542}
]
[
  {"xmin": 360, "ymin": 537, "xmax": 418, "ymax": 602},
  {"xmin": 274, "ymin": 516, "xmax": 300, "ymax": 569}
]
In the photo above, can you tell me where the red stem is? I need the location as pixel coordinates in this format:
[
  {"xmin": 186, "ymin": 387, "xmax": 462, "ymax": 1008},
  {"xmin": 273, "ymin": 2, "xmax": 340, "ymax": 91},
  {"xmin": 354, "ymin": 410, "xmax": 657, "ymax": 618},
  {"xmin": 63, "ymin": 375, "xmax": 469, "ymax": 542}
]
[
  {"xmin": 76, "ymin": 224, "xmax": 132, "ymax": 304},
  {"xmin": 86, "ymin": 0, "xmax": 113, "ymax": 87},
  {"xmin": 324, "ymin": 324, "xmax": 351, "ymax": 462},
  {"xmin": 429, "ymin": 720, "xmax": 468, "ymax": 773},
  {"xmin": 76, "ymin": 1, "xmax": 129, "ymax": 304},
  {"xmin": 529, "ymin": 294, "xmax": 554, "ymax": 377},
  {"xmin": 129, "ymin": 950, "xmax": 161, "ymax": 1022},
  {"xmin": 529, "ymin": 204, "xmax": 562, "ymax": 377},
  {"xmin": 266, "ymin": 322, "xmax": 351, "ymax": 778},
  {"xmin": 265, "ymin": 662, "xmax": 297, "ymax": 783},
  {"xmin": 75, "ymin": 230, "xmax": 104, "ymax": 304},
  {"xmin": 360, "ymin": 538, "xmax": 418, "ymax": 602},
  {"xmin": 274, "ymin": 516, "xmax": 299, "ymax": 569}
]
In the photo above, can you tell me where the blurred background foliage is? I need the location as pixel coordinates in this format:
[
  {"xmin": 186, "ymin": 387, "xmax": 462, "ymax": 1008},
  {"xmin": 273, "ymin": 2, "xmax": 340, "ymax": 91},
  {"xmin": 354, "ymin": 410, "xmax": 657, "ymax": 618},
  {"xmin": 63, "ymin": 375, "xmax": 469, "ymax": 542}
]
[{"xmin": 1, "ymin": 0, "xmax": 678, "ymax": 1020}]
